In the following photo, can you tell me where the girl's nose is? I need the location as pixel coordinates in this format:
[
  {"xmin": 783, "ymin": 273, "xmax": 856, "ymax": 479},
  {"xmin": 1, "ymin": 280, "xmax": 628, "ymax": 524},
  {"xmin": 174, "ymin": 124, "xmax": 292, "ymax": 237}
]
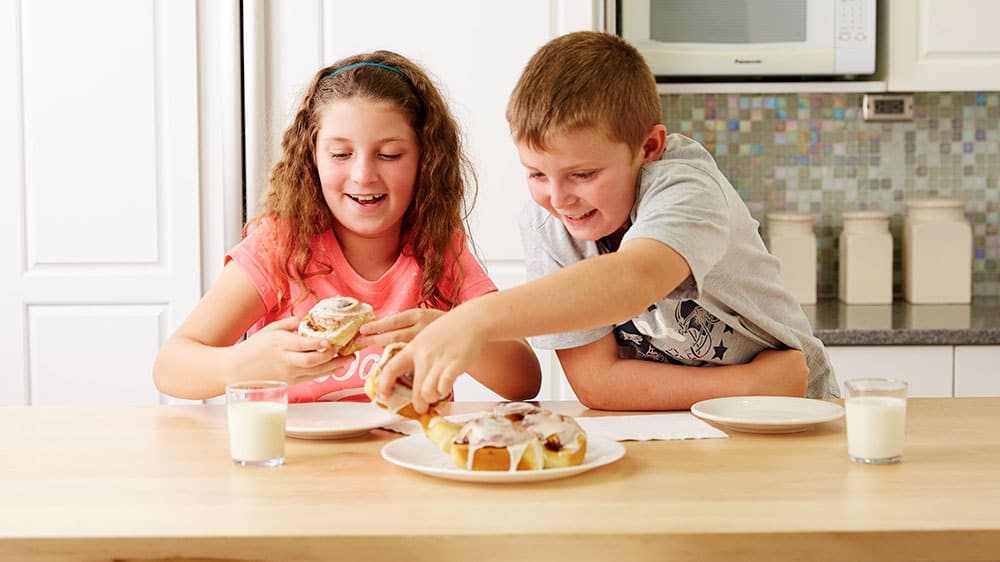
[{"xmin": 350, "ymin": 155, "xmax": 377, "ymax": 185}]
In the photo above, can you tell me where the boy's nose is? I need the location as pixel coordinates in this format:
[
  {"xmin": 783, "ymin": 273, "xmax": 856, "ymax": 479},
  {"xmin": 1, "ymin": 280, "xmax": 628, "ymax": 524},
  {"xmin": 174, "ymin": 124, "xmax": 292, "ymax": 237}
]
[{"xmin": 548, "ymin": 181, "xmax": 577, "ymax": 207}]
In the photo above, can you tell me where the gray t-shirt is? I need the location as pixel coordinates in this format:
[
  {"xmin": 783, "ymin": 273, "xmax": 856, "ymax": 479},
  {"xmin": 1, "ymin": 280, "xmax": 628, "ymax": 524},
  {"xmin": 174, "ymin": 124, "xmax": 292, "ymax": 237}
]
[{"xmin": 520, "ymin": 134, "xmax": 838, "ymax": 398}]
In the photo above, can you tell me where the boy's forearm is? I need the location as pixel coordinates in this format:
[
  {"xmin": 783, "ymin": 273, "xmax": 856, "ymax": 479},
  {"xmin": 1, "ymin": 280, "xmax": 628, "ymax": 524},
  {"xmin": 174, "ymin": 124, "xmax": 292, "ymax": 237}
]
[
  {"xmin": 459, "ymin": 240, "xmax": 688, "ymax": 343},
  {"xmin": 567, "ymin": 358, "xmax": 795, "ymax": 411},
  {"xmin": 465, "ymin": 339, "xmax": 541, "ymax": 401}
]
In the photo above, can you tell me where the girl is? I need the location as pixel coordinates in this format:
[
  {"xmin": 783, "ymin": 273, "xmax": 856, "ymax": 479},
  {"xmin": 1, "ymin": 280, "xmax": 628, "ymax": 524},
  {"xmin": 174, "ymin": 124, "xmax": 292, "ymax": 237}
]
[{"xmin": 153, "ymin": 51, "xmax": 541, "ymax": 403}]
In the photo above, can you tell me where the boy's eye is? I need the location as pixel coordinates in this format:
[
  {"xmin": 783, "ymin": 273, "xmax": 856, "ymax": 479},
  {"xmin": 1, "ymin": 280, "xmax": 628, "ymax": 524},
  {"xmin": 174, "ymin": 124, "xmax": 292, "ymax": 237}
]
[
  {"xmin": 571, "ymin": 170, "xmax": 596, "ymax": 180},
  {"xmin": 528, "ymin": 171, "xmax": 545, "ymax": 180}
]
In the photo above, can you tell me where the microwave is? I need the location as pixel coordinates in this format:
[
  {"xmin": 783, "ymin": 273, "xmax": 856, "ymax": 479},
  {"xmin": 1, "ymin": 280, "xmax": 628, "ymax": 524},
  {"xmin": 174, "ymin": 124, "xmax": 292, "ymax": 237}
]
[{"xmin": 608, "ymin": 0, "xmax": 877, "ymax": 80}]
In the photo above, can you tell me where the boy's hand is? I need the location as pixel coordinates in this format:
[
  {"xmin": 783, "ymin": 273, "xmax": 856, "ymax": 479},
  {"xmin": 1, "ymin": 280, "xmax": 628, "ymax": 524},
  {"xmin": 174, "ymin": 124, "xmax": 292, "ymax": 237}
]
[
  {"xmin": 235, "ymin": 316, "xmax": 353, "ymax": 386},
  {"xmin": 376, "ymin": 308, "xmax": 486, "ymax": 413},
  {"xmin": 353, "ymin": 308, "xmax": 445, "ymax": 349}
]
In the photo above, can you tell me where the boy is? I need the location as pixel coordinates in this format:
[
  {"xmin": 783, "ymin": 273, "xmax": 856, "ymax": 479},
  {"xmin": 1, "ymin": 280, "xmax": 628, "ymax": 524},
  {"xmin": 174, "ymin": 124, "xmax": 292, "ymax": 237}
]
[{"xmin": 377, "ymin": 31, "xmax": 836, "ymax": 412}]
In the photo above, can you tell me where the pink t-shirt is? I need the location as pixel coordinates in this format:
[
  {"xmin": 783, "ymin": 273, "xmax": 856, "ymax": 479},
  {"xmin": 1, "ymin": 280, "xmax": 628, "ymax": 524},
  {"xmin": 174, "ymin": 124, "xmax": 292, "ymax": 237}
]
[{"xmin": 226, "ymin": 219, "xmax": 496, "ymax": 403}]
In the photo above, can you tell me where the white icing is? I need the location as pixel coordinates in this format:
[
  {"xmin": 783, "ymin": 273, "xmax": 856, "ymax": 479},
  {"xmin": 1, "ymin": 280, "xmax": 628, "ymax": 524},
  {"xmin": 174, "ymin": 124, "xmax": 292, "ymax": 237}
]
[
  {"xmin": 522, "ymin": 411, "xmax": 584, "ymax": 453},
  {"xmin": 491, "ymin": 402, "xmax": 542, "ymax": 418},
  {"xmin": 371, "ymin": 343, "xmax": 410, "ymax": 414},
  {"xmin": 301, "ymin": 297, "xmax": 374, "ymax": 332}
]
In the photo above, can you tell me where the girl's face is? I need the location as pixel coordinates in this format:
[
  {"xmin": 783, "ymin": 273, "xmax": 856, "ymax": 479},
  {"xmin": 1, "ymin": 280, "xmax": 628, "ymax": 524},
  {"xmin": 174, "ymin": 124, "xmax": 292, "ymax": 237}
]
[{"xmin": 315, "ymin": 98, "xmax": 419, "ymax": 246}]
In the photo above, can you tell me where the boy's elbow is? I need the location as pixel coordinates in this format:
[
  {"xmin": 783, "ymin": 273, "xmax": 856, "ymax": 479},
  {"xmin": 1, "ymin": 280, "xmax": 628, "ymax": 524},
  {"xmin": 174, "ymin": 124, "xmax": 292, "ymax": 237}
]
[{"xmin": 505, "ymin": 367, "xmax": 542, "ymax": 402}]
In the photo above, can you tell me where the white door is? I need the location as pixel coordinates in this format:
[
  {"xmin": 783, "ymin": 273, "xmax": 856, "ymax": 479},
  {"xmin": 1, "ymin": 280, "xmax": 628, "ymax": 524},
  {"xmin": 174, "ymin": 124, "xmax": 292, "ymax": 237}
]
[{"xmin": 0, "ymin": 0, "xmax": 238, "ymax": 405}]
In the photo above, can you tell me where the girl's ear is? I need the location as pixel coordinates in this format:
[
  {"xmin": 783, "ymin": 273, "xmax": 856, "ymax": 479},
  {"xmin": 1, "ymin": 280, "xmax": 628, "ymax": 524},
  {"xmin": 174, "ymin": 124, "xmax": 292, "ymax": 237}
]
[{"xmin": 640, "ymin": 124, "xmax": 667, "ymax": 163}]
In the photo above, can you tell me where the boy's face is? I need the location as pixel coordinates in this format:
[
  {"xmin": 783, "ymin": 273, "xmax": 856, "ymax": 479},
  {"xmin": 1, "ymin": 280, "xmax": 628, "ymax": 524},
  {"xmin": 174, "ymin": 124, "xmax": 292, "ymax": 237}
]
[{"xmin": 516, "ymin": 127, "xmax": 648, "ymax": 242}]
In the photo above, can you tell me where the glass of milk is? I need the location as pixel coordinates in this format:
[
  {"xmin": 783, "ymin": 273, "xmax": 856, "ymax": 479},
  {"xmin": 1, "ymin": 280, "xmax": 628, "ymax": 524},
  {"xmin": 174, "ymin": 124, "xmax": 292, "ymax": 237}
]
[
  {"xmin": 225, "ymin": 381, "xmax": 288, "ymax": 467},
  {"xmin": 844, "ymin": 378, "xmax": 908, "ymax": 464}
]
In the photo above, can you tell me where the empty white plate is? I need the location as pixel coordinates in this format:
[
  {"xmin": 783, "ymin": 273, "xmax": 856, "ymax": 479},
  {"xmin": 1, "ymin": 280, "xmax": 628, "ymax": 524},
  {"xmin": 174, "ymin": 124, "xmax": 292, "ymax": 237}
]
[
  {"xmin": 381, "ymin": 435, "xmax": 625, "ymax": 483},
  {"xmin": 285, "ymin": 402, "xmax": 401, "ymax": 439},
  {"xmin": 690, "ymin": 396, "xmax": 844, "ymax": 434}
]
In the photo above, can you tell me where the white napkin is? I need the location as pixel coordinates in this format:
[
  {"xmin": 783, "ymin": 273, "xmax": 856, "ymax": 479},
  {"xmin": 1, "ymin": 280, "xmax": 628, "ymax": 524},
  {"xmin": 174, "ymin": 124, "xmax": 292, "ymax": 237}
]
[
  {"xmin": 381, "ymin": 412, "xmax": 727, "ymax": 441},
  {"xmin": 575, "ymin": 413, "xmax": 727, "ymax": 441}
]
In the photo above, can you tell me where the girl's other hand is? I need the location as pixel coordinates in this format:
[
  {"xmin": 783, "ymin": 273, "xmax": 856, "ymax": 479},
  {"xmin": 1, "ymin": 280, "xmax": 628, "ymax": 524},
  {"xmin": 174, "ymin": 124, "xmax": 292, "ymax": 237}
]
[
  {"xmin": 354, "ymin": 308, "xmax": 445, "ymax": 349},
  {"xmin": 234, "ymin": 316, "xmax": 353, "ymax": 386}
]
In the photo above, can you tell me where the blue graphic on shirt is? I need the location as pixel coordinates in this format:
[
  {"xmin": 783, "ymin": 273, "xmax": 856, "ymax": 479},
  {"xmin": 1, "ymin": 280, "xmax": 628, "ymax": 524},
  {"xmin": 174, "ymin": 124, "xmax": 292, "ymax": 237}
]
[{"xmin": 614, "ymin": 300, "xmax": 732, "ymax": 364}]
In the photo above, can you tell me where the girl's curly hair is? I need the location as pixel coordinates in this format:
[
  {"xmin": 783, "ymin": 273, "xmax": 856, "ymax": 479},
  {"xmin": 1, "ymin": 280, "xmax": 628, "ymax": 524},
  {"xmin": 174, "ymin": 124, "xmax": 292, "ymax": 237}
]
[{"xmin": 248, "ymin": 50, "xmax": 477, "ymax": 312}]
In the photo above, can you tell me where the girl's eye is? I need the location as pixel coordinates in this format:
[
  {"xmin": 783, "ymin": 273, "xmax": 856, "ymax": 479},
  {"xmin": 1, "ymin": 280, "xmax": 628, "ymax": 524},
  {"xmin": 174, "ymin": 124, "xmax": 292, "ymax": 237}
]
[
  {"xmin": 329, "ymin": 152, "xmax": 351, "ymax": 159},
  {"xmin": 378, "ymin": 153, "xmax": 401, "ymax": 160}
]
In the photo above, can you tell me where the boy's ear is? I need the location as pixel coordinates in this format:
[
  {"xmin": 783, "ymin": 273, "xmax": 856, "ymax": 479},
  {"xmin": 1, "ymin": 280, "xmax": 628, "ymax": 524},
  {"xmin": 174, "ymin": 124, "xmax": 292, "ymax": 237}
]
[{"xmin": 640, "ymin": 124, "xmax": 667, "ymax": 163}]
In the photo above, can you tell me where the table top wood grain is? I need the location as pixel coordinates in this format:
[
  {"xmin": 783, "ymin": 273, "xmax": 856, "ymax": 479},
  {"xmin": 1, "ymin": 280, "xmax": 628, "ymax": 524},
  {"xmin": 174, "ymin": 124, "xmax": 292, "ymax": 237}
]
[{"xmin": 1, "ymin": 398, "xmax": 998, "ymax": 561}]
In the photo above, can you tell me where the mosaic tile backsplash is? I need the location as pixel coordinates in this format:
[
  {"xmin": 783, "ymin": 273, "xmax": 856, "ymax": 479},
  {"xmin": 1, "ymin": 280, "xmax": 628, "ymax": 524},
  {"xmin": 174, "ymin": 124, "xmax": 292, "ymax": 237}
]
[{"xmin": 662, "ymin": 92, "xmax": 1000, "ymax": 298}]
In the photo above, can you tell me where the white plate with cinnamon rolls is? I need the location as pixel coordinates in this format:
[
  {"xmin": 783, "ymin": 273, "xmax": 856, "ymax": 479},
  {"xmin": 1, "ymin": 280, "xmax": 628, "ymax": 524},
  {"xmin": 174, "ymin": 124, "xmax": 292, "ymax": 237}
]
[
  {"xmin": 365, "ymin": 344, "xmax": 625, "ymax": 481},
  {"xmin": 381, "ymin": 434, "xmax": 625, "ymax": 483}
]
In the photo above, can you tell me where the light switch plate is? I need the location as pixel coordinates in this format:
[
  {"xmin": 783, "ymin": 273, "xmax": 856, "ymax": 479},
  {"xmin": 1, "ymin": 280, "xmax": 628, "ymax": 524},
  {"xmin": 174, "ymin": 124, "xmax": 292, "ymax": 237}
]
[{"xmin": 862, "ymin": 94, "xmax": 914, "ymax": 121}]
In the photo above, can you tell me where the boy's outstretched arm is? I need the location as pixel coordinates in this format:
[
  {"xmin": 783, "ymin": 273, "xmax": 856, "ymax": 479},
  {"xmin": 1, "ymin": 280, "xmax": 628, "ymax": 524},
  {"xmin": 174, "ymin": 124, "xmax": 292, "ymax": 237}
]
[
  {"xmin": 557, "ymin": 333, "xmax": 808, "ymax": 411},
  {"xmin": 377, "ymin": 238, "xmax": 690, "ymax": 413}
]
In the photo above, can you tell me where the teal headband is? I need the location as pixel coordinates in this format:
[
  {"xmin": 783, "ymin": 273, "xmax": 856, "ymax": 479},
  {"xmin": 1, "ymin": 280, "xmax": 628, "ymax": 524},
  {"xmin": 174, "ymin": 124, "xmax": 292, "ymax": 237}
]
[{"xmin": 329, "ymin": 62, "xmax": 406, "ymax": 78}]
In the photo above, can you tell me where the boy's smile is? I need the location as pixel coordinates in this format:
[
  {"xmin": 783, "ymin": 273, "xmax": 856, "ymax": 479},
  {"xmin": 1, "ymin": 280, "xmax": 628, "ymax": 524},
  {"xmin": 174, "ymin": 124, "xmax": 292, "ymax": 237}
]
[{"xmin": 516, "ymin": 127, "xmax": 653, "ymax": 242}]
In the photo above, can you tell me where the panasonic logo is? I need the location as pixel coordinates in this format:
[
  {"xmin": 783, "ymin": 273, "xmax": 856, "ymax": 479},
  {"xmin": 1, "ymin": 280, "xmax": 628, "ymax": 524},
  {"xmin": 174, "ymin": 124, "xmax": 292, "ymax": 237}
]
[{"xmin": 734, "ymin": 59, "xmax": 763, "ymax": 64}]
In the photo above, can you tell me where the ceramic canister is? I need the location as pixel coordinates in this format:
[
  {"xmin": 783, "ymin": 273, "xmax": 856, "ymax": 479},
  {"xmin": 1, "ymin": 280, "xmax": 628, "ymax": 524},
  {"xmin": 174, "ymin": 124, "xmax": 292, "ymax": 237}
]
[
  {"xmin": 839, "ymin": 210, "xmax": 893, "ymax": 304},
  {"xmin": 767, "ymin": 212, "xmax": 816, "ymax": 305},
  {"xmin": 902, "ymin": 198, "xmax": 972, "ymax": 304}
]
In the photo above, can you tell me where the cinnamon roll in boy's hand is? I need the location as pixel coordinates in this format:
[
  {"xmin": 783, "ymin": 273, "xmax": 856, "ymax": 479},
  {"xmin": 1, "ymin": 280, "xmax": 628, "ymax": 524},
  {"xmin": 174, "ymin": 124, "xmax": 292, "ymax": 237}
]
[
  {"xmin": 365, "ymin": 343, "xmax": 460, "ymax": 450},
  {"xmin": 298, "ymin": 296, "xmax": 375, "ymax": 356}
]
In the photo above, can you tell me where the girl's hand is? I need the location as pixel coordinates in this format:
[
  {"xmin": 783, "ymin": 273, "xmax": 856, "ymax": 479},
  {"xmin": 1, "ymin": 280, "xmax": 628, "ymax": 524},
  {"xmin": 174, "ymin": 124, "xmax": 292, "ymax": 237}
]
[
  {"xmin": 376, "ymin": 307, "xmax": 486, "ymax": 414},
  {"xmin": 354, "ymin": 308, "xmax": 445, "ymax": 348},
  {"xmin": 232, "ymin": 316, "xmax": 353, "ymax": 386}
]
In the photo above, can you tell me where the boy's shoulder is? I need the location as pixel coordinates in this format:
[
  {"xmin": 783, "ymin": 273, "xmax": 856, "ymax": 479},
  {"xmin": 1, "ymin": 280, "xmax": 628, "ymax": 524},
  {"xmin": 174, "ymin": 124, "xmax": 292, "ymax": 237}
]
[
  {"xmin": 639, "ymin": 134, "xmax": 730, "ymax": 193},
  {"xmin": 657, "ymin": 134, "xmax": 720, "ymax": 172}
]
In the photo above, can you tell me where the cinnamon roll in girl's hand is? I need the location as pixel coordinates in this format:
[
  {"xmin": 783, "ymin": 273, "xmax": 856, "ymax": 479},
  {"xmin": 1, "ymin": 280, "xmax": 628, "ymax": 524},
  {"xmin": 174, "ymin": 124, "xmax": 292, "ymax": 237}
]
[
  {"xmin": 367, "ymin": 348, "xmax": 587, "ymax": 472},
  {"xmin": 298, "ymin": 296, "xmax": 375, "ymax": 355}
]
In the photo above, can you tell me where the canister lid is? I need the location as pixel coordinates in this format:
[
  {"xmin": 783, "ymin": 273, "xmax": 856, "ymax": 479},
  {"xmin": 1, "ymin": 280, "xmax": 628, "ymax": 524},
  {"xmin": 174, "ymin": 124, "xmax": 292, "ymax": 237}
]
[
  {"xmin": 767, "ymin": 212, "xmax": 813, "ymax": 222},
  {"xmin": 842, "ymin": 210, "xmax": 890, "ymax": 220},
  {"xmin": 904, "ymin": 198, "xmax": 964, "ymax": 209}
]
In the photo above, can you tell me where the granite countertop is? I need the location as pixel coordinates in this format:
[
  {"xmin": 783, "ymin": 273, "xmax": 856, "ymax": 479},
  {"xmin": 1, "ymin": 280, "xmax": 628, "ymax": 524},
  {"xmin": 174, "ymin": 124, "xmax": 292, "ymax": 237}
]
[{"xmin": 805, "ymin": 297, "xmax": 1000, "ymax": 346}]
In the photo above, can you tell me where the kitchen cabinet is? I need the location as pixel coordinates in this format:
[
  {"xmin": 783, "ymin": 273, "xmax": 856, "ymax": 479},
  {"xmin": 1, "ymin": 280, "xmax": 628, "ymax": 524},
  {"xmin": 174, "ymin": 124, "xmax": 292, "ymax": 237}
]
[
  {"xmin": 884, "ymin": 0, "xmax": 1000, "ymax": 91},
  {"xmin": 648, "ymin": 0, "xmax": 1000, "ymax": 93},
  {"xmin": 954, "ymin": 345, "xmax": 1000, "ymax": 396},
  {"xmin": 825, "ymin": 345, "xmax": 954, "ymax": 397}
]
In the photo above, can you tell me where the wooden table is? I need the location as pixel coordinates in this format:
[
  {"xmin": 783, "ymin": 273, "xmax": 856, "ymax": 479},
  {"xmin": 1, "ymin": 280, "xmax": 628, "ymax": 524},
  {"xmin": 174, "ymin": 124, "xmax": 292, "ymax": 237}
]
[{"xmin": 1, "ymin": 398, "xmax": 999, "ymax": 562}]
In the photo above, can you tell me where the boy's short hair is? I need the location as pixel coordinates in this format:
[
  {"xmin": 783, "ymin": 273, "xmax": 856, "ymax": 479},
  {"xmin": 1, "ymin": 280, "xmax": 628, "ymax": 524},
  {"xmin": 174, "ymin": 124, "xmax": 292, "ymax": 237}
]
[{"xmin": 507, "ymin": 31, "xmax": 661, "ymax": 153}]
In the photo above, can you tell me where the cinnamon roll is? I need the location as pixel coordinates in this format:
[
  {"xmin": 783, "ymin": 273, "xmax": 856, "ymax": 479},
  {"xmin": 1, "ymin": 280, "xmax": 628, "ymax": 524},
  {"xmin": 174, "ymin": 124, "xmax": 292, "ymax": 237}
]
[
  {"xmin": 365, "ymin": 343, "xmax": 460, "ymax": 448},
  {"xmin": 449, "ymin": 403, "xmax": 587, "ymax": 471},
  {"xmin": 298, "ymin": 296, "xmax": 375, "ymax": 355}
]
